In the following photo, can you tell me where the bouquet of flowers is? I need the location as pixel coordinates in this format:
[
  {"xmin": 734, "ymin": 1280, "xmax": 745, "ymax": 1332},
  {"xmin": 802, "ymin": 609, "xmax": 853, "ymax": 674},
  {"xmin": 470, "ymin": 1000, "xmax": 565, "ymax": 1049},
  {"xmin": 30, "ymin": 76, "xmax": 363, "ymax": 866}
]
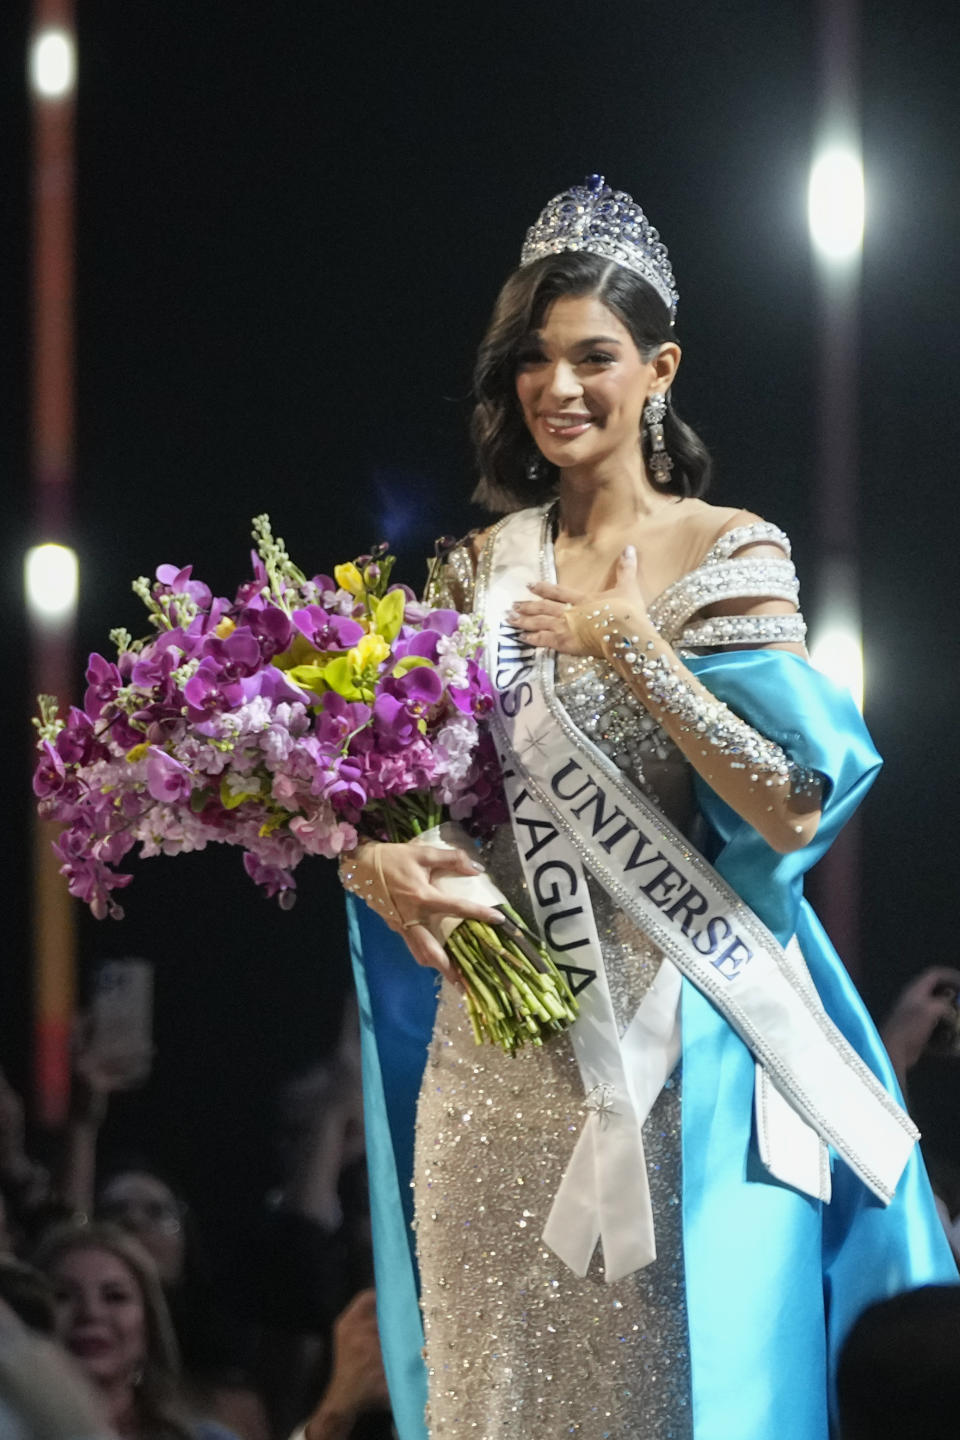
[{"xmin": 32, "ymin": 516, "xmax": 578, "ymax": 1053}]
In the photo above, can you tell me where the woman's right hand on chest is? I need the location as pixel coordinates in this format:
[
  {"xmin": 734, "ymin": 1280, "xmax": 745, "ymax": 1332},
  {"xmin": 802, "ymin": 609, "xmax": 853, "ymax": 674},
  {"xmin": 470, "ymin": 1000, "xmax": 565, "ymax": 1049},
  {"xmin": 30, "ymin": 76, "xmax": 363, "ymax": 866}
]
[{"xmin": 340, "ymin": 840, "xmax": 504, "ymax": 984}]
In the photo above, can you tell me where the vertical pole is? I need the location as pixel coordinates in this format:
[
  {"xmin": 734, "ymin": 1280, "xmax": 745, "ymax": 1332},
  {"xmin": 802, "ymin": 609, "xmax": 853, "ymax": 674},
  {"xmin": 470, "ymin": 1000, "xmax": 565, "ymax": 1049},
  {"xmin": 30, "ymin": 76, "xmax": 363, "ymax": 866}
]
[
  {"xmin": 808, "ymin": 0, "xmax": 863, "ymax": 979},
  {"xmin": 29, "ymin": 0, "xmax": 78, "ymax": 1127}
]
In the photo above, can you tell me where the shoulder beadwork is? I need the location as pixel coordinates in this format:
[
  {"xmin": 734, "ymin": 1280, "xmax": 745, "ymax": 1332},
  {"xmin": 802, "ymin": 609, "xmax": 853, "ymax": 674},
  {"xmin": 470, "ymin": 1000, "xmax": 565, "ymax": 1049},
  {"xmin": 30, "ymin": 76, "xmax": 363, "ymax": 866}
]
[
  {"xmin": 648, "ymin": 520, "xmax": 800, "ymax": 645},
  {"xmin": 678, "ymin": 612, "xmax": 807, "ymax": 650},
  {"xmin": 701, "ymin": 520, "xmax": 792, "ymax": 564}
]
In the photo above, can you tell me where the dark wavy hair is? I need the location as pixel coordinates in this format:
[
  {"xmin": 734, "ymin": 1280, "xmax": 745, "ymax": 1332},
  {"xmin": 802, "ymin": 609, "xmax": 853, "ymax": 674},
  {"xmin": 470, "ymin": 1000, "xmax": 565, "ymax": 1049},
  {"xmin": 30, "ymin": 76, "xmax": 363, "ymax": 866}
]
[{"xmin": 471, "ymin": 251, "xmax": 712, "ymax": 512}]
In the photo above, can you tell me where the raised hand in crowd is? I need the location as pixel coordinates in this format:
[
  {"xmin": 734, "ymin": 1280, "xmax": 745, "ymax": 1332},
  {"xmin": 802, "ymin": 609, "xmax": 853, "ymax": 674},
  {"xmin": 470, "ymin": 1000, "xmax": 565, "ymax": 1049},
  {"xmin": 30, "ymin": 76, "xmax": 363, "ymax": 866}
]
[
  {"xmin": 73, "ymin": 1008, "xmax": 153, "ymax": 1101},
  {"xmin": 0, "ymin": 1293, "xmax": 116, "ymax": 1440},
  {"xmin": 300, "ymin": 1289, "xmax": 390, "ymax": 1440},
  {"xmin": 61, "ymin": 1012, "xmax": 154, "ymax": 1218},
  {"xmin": 880, "ymin": 967, "xmax": 960, "ymax": 1093},
  {"xmin": 0, "ymin": 1068, "xmax": 55, "ymax": 1246}
]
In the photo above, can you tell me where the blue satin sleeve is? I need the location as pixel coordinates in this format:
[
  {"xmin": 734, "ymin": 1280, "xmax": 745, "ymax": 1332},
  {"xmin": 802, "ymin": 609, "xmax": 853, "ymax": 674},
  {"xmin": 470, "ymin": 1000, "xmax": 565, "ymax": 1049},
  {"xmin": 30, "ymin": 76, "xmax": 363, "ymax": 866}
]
[
  {"xmin": 346, "ymin": 894, "xmax": 436, "ymax": 1440},
  {"xmin": 681, "ymin": 651, "xmax": 955, "ymax": 1439}
]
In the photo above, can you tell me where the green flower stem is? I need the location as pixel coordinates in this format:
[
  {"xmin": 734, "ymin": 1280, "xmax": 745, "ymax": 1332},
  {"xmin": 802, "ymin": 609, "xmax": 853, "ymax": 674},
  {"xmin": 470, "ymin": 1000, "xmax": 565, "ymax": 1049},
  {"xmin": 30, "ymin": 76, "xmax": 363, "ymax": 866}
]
[
  {"xmin": 370, "ymin": 811, "xmax": 579, "ymax": 1053},
  {"xmin": 442, "ymin": 913, "xmax": 578, "ymax": 1053},
  {"xmin": 446, "ymin": 932, "xmax": 505, "ymax": 1020}
]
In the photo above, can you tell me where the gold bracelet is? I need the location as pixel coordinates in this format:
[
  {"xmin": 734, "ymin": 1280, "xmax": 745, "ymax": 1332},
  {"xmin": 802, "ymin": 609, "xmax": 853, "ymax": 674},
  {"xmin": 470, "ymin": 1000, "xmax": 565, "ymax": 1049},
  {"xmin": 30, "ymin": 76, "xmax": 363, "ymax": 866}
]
[{"xmin": 340, "ymin": 842, "xmax": 419, "ymax": 932}]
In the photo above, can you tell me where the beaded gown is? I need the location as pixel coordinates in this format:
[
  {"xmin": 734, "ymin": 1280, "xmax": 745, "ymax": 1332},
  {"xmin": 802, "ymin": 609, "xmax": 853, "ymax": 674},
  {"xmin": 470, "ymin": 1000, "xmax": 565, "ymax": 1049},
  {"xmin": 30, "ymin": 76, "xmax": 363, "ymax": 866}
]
[{"xmin": 413, "ymin": 519, "xmax": 805, "ymax": 1439}]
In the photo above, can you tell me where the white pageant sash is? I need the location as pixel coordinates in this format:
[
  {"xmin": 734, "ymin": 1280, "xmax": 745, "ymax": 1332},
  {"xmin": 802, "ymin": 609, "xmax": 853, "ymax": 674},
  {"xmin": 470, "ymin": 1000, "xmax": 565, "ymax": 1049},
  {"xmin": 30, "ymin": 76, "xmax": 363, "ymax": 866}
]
[{"xmin": 476, "ymin": 506, "xmax": 917, "ymax": 1235}]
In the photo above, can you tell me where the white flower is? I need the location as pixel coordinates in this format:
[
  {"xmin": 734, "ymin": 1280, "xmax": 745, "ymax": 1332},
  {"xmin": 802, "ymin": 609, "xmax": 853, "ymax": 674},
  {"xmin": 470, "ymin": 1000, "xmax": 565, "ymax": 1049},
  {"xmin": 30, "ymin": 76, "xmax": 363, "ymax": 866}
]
[
  {"xmin": 233, "ymin": 695, "xmax": 273, "ymax": 735},
  {"xmin": 433, "ymin": 712, "xmax": 479, "ymax": 802},
  {"xmin": 222, "ymin": 769, "xmax": 264, "ymax": 799},
  {"xmin": 435, "ymin": 634, "xmax": 469, "ymax": 688}
]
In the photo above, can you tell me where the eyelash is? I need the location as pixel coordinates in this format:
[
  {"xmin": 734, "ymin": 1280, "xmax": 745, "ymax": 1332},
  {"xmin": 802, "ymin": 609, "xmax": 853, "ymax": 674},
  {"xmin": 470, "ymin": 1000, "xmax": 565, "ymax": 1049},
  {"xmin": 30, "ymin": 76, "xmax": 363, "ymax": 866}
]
[{"xmin": 516, "ymin": 351, "xmax": 615, "ymax": 369}]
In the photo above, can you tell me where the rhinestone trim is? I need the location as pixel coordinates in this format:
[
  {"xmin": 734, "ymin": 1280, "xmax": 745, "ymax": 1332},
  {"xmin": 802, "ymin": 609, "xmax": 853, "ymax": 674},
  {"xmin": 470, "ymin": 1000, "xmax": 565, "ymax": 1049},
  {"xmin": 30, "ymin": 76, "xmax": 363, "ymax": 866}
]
[
  {"xmin": 519, "ymin": 174, "xmax": 679, "ymax": 319},
  {"xmin": 678, "ymin": 613, "xmax": 807, "ymax": 649}
]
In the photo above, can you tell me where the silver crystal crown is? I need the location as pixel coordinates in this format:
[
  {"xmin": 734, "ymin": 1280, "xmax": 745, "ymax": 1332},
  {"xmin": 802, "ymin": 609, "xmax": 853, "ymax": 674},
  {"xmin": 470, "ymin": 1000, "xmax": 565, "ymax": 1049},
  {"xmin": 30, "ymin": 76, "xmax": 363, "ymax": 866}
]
[{"xmin": 519, "ymin": 174, "xmax": 678, "ymax": 320}]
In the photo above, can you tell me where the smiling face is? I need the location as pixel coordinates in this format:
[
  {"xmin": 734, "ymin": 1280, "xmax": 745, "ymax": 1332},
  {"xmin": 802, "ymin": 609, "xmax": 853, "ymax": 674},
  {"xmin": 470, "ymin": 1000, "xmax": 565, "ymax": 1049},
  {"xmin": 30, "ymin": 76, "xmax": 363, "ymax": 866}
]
[
  {"xmin": 514, "ymin": 293, "xmax": 664, "ymax": 476},
  {"xmin": 50, "ymin": 1245, "xmax": 147, "ymax": 1389}
]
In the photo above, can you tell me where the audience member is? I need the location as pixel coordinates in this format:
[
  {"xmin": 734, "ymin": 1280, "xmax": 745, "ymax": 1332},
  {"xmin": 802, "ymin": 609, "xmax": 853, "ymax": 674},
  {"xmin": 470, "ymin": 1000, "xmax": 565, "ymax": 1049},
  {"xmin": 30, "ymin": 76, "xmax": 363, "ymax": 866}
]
[
  {"xmin": 837, "ymin": 1285, "xmax": 960, "ymax": 1440},
  {"xmin": 0, "ymin": 1256, "xmax": 56, "ymax": 1333},
  {"xmin": 0, "ymin": 1294, "xmax": 116, "ymax": 1440},
  {"xmin": 35, "ymin": 1220, "xmax": 239, "ymax": 1440},
  {"xmin": 97, "ymin": 1168, "xmax": 190, "ymax": 1286},
  {"xmin": 880, "ymin": 967, "xmax": 960, "ymax": 1265},
  {"xmin": 0, "ymin": 1066, "xmax": 70, "ymax": 1250},
  {"xmin": 880, "ymin": 966, "xmax": 960, "ymax": 1095},
  {"xmin": 290, "ymin": 1290, "xmax": 391, "ymax": 1440},
  {"xmin": 0, "ymin": 989, "xmax": 391, "ymax": 1439},
  {"xmin": 92, "ymin": 1164, "xmax": 269, "ymax": 1440},
  {"xmin": 54, "ymin": 1005, "xmax": 271, "ymax": 1440}
]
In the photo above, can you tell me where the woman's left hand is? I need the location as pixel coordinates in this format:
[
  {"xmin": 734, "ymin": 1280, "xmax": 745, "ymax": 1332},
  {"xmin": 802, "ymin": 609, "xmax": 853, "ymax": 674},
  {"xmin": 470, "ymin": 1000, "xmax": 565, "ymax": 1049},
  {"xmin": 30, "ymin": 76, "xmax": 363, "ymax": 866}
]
[{"xmin": 507, "ymin": 544, "xmax": 651, "ymax": 656}]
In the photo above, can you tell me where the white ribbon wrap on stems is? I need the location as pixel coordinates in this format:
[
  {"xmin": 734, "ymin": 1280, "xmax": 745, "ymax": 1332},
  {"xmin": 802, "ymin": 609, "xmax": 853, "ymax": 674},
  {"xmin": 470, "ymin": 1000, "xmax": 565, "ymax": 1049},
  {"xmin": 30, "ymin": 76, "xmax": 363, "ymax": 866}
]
[
  {"xmin": 409, "ymin": 822, "xmax": 506, "ymax": 943},
  {"xmin": 468, "ymin": 504, "xmax": 915, "ymax": 1280}
]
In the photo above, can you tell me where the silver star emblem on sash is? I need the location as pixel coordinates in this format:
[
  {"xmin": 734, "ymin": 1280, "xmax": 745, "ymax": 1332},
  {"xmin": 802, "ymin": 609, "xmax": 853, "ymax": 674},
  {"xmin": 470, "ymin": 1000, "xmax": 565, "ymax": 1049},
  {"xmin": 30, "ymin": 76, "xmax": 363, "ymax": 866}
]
[
  {"xmin": 583, "ymin": 1083, "xmax": 617, "ymax": 1128},
  {"xmin": 519, "ymin": 718, "xmax": 553, "ymax": 761}
]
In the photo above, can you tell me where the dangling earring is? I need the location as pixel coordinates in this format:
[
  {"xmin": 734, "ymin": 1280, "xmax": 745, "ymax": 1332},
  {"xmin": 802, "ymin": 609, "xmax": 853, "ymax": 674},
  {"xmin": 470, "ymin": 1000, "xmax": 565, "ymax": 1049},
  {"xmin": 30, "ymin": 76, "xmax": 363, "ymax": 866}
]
[{"xmin": 643, "ymin": 392, "xmax": 673, "ymax": 484}]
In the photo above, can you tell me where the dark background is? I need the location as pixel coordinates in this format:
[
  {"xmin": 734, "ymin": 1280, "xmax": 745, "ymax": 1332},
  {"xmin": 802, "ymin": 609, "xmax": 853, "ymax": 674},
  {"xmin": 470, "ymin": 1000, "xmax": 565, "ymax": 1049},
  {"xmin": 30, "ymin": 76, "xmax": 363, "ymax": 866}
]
[{"xmin": 3, "ymin": 1, "xmax": 959, "ymax": 1255}]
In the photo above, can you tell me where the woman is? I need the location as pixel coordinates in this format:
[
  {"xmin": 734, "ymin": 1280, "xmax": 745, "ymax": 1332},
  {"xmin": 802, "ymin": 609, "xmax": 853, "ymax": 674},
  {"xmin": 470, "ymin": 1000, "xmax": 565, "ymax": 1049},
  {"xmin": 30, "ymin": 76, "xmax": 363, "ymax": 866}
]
[
  {"xmin": 94, "ymin": 1166, "xmax": 268, "ymax": 1440},
  {"xmin": 96, "ymin": 1168, "xmax": 190, "ymax": 1289},
  {"xmin": 342, "ymin": 176, "xmax": 955, "ymax": 1440},
  {"xmin": 35, "ymin": 1221, "xmax": 238, "ymax": 1440}
]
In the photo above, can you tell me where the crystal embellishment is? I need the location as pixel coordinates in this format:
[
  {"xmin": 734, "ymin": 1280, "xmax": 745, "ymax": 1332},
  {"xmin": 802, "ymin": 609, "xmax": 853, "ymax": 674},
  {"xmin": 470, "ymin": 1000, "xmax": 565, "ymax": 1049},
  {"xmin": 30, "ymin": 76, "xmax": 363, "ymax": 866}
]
[{"xmin": 520, "ymin": 174, "xmax": 680, "ymax": 320}]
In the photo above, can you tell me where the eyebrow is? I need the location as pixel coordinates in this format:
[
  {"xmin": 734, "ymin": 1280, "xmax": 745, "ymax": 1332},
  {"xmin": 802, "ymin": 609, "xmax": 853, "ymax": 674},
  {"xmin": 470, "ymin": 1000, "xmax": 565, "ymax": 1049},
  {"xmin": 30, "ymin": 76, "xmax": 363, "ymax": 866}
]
[{"xmin": 525, "ymin": 333, "xmax": 623, "ymax": 347}]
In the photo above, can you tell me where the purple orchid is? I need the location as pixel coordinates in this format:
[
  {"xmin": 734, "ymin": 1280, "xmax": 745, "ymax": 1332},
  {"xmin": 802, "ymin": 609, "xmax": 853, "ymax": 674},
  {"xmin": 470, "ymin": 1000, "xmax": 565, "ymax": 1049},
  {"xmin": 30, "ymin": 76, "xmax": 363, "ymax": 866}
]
[
  {"xmin": 234, "ymin": 551, "xmax": 270, "ymax": 606},
  {"xmin": 236, "ymin": 599, "xmax": 294, "ymax": 659},
  {"xmin": 145, "ymin": 749, "xmax": 193, "ymax": 805},
  {"xmin": 55, "ymin": 708, "xmax": 104, "ymax": 767},
  {"xmin": 314, "ymin": 692, "xmax": 371, "ymax": 748},
  {"xmin": 155, "ymin": 563, "xmax": 213, "ymax": 612},
  {"xmin": 394, "ymin": 664, "xmax": 444, "ymax": 707},
  {"xmin": 310, "ymin": 754, "xmax": 367, "ymax": 813},
  {"xmin": 372, "ymin": 693, "xmax": 418, "ymax": 749},
  {"xmin": 448, "ymin": 660, "xmax": 495, "ymax": 715},
  {"xmin": 130, "ymin": 641, "xmax": 183, "ymax": 698},
  {"xmin": 200, "ymin": 627, "xmax": 262, "ymax": 681},
  {"xmin": 33, "ymin": 740, "xmax": 66, "ymax": 797},
  {"xmin": 182, "ymin": 659, "xmax": 245, "ymax": 723},
  {"xmin": 291, "ymin": 605, "xmax": 364, "ymax": 651},
  {"xmin": 243, "ymin": 852, "xmax": 297, "ymax": 907},
  {"xmin": 84, "ymin": 653, "xmax": 124, "ymax": 719},
  {"xmin": 241, "ymin": 666, "xmax": 314, "ymax": 707}
]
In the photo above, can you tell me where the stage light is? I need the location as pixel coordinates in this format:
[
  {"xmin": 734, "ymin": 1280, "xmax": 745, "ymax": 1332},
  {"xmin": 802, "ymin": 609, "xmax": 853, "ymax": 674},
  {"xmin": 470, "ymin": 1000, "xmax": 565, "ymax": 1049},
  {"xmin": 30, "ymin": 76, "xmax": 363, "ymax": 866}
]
[
  {"xmin": 809, "ymin": 620, "xmax": 864, "ymax": 710},
  {"xmin": 24, "ymin": 544, "xmax": 79, "ymax": 624},
  {"xmin": 808, "ymin": 146, "xmax": 864, "ymax": 261},
  {"xmin": 29, "ymin": 28, "xmax": 76, "ymax": 100}
]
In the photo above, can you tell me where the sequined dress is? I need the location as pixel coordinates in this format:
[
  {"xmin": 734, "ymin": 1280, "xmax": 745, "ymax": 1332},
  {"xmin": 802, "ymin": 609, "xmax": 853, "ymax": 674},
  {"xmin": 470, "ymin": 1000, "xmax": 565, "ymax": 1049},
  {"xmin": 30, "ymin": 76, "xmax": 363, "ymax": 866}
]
[{"xmin": 413, "ymin": 520, "xmax": 805, "ymax": 1439}]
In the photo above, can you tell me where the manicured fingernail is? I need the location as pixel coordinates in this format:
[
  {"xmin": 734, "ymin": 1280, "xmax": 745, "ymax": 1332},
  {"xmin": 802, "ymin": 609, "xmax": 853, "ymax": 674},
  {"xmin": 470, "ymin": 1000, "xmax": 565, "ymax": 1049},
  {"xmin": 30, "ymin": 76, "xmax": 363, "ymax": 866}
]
[
  {"xmin": 468, "ymin": 859, "xmax": 485, "ymax": 872},
  {"xmin": 624, "ymin": 544, "xmax": 636, "ymax": 559},
  {"xmin": 487, "ymin": 910, "xmax": 505, "ymax": 924}
]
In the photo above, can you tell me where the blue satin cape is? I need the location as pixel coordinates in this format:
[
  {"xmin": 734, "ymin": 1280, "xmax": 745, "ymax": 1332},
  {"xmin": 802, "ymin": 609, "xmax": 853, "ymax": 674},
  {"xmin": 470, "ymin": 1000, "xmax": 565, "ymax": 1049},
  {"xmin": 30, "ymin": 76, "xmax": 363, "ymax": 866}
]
[{"xmin": 347, "ymin": 651, "xmax": 955, "ymax": 1440}]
